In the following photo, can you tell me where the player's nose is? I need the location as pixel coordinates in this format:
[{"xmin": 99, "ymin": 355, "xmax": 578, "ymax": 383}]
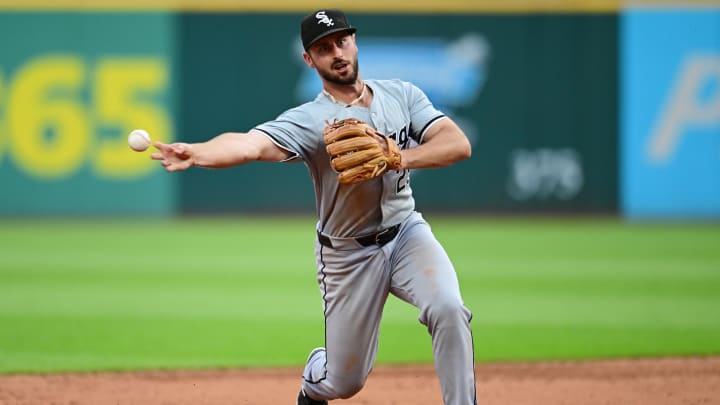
[{"xmin": 330, "ymin": 43, "xmax": 344, "ymax": 58}]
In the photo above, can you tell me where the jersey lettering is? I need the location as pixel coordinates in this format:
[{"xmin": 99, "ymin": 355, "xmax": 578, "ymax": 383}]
[
  {"xmin": 388, "ymin": 123, "xmax": 411, "ymax": 149},
  {"xmin": 387, "ymin": 124, "xmax": 411, "ymax": 192}
]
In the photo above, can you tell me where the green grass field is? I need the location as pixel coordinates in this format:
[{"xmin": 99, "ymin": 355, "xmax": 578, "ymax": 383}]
[{"xmin": 0, "ymin": 215, "xmax": 718, "ymax": 374}]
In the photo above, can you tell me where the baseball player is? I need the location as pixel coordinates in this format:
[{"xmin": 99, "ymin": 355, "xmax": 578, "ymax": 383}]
[{"xmin": 151, "ymin": 9, "xmax": 476, "ymax": 405}]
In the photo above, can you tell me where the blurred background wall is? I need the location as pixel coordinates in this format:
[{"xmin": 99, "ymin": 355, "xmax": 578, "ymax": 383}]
[{"xmin": 0, "ymin": 1, "xmax": 717, "ymax": 219}]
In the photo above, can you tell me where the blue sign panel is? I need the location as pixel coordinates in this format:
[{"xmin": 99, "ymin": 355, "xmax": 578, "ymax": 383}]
[{"xmin": 622, "ymin": 9, "xmax": 720, "ymax": 219}]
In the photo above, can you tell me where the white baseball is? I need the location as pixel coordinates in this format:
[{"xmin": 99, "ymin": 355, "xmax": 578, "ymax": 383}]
[{"xmin": 128, "ymin": 129, "xmax": 152, "ymax": 152}]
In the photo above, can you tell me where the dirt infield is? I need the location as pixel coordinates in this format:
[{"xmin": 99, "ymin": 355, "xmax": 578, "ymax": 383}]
[{"xmin": 1, "ymin": 357, "xmax": 718, "ymax": 404}]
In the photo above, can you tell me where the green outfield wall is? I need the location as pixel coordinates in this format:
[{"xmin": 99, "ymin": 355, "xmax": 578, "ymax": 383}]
[
  {"xmin": 1, "ymin": 10, "xmax": 618, "ymax": 215},
  {"xmin": 0, "ymin": 13, "xmax": 177, "ymax": 215}
]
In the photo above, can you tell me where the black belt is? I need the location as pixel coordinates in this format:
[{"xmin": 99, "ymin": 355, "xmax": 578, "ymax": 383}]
[{"xmin": 317, "ymin": 224, "xmax": 401, "ymax": 248}]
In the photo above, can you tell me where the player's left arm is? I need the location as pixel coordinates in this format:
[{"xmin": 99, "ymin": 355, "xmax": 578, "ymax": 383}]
[{"xmin": 399, "ymin": 117, "xmax": 471, "ymax": 170}]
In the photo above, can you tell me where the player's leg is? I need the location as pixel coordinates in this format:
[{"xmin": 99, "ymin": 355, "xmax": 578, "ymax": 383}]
[
  {"xmin": 302, "ymin": 242, "xmax": 391, "ymax": 401},
  {"xmin": 389, "ymin": 212, "xmax": 477, "ymax": 405}
]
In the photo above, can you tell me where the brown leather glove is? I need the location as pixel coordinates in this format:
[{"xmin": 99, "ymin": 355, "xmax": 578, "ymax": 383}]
[{"xmin": 323, "ymin": 118, "xmax": 402, "ymax": 185}]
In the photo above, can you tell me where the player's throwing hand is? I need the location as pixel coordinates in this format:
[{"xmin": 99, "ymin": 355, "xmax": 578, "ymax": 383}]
[{"xmin": 151, "ymin": 142, "xmax": 195, "ymax": 172}]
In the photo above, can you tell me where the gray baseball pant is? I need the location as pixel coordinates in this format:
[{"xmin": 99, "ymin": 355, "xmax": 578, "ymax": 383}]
[{"xmin": 303, "ymin": 211, "xmax": 477, "ymax": 405}]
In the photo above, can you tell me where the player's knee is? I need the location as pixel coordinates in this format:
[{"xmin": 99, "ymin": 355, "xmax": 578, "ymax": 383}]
[
  {"xmin": 422, "ymin": 297, "xmax": 471, "ymax": 328},
  {"xmin": 334, "ymin": 378, "xmax": 365, "ymax": 399}
]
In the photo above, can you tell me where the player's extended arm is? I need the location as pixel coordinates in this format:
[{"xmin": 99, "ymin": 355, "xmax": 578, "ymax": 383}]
[
  {"xmin": 151, "ymin": 130, "xmax": 291, "ymax": 172},
  {"xmin": 399, "ymin": 117, "xmax": 472, "ymax": 170}
]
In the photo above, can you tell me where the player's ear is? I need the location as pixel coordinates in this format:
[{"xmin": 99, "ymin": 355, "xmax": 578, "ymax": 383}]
[{"xmin": 302, "ymin": 52, "xmax": 316, "ymax": 68}]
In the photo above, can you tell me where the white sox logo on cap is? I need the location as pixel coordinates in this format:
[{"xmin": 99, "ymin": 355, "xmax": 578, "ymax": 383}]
[{"xmin": 316, "ymin": 11, "xmax": 334, "ymax": 27}]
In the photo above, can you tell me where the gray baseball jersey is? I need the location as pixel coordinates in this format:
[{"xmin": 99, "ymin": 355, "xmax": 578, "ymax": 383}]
[
  {"xmin": 254, "ymin": 79, "xmax": 444, "ymax": 237},
  {"xmin": 254, "ymin": 79, "xmax": 477, "ymax": 405}
]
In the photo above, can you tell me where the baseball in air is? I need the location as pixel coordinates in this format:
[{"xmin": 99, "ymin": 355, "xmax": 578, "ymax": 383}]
[{"xmin": 128, "ymin": 129, "xmax": 152, "ymax": 152}]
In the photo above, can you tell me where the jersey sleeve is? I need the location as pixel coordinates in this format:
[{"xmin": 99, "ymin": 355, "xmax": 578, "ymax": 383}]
[
  {"xmin": 405, "ymin": 82, "xmax": 446, "ymax": 144},
  {"xmin": 253, "ymin": 106, "xmax": 321, "ymax": 162}
]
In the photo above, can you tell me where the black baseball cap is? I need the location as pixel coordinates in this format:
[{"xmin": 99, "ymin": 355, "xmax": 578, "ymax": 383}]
[{"xmin": 301, "ymin": 9, "xmax": 357, "ymax": 51}]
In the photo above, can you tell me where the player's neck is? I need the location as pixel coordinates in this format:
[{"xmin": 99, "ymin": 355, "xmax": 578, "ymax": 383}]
[{"xmin": 323, "ymin": 80, "xmax": 369, "ymax": 107}]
